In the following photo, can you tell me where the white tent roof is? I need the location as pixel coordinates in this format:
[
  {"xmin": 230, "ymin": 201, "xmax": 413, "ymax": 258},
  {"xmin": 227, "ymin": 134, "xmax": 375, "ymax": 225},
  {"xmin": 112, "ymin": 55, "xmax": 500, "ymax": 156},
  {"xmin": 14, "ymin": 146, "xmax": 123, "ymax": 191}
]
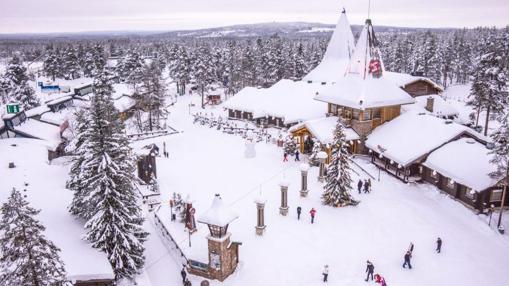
[
  {"xmin": 365, "ymin": 111, "xmax": 488, "ymax": 167},
  {"xmin": 198, "ymin": 194, "xmax": 238, "ymax": 227},
  {"xmin": 303, "ymin": 10, "xmax": 355, "ymax": 83},
  {"xmin": 315, "ymin": 76, "xmax": 415, "ymax": 109},
  {"xmin": 224, "ymin": 80, "xmax": 327, "ymax": 124},
  {"xmin": 423, "ymin": 138, "xmax": 498, "ymax": 191},
  {"xmin": 289, "ymin": 116, "xmax": 360, "ymax": 144}
]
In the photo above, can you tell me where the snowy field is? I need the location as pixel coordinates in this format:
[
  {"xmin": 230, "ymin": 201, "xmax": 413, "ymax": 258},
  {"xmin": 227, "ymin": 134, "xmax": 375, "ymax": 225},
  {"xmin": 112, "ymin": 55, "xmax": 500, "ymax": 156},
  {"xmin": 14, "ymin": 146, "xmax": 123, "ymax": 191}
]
[
  {"xmin": 132, "ymin": 94, "xmax": 509, "ymax": 286},
  {"xmin": 1, "ymin": 90, "xmax": 509, "ymax": 286}
]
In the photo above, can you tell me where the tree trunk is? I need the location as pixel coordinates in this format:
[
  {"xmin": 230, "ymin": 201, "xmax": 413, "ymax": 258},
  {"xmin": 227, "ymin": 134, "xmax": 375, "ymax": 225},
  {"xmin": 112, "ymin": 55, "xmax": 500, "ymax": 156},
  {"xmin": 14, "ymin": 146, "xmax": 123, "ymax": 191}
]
[
  {"xmin": 484, "ymin": 105, "xmax": 491, "ymax": 136},
  {"xmin": 475, "ymin": 106, "xmax": 481, "ymax": 126},
  {"xmin": 497, "ymin": 169, "xmax": 508, "ymax": 228},
  {"xmin": 201, "ymin": 84, "xmax": 205, "ymax": 109}
]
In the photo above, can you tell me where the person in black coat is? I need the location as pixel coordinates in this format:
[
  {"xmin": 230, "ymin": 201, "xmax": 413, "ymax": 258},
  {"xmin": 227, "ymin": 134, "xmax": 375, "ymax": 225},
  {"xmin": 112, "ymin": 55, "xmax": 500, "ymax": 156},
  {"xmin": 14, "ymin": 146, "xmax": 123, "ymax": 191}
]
[
  {"xmin": 297, "ymin": 206, "xmax": 302, "ymax": 220},
  {"xmin": 365, "ymin": 260, "xmax": 375, "ymax": 281},
  {"xmin": 436, "ymin": 237, "xmax": 442, "ymax": 253},
  {"xmin": 357, "ymin": 179, "xmax": 363, "ymax": 194},
  {"xmin": 402, "ymin": 251, "xmax": 412, "ymax": 269},
  {"xmin": 363, "ymin": 180, "xmax": 370, "ymax": 193},
  {"xmin": 181, "ymin": 267, "xmax": 187, "ymax": 283},
  {"xmin": 295, "ymin": 150, "xmax": 300, "ymax": 161}
]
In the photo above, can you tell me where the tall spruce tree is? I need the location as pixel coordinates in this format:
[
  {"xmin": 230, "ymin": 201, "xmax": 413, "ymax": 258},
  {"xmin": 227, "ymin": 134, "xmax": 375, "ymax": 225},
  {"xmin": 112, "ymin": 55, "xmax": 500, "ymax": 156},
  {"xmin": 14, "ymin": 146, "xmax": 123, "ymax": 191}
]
[
  {"xmin": 72, "ymin": 69, "xmax": 148, "ymax": 279},
  {"xmin": 322, "ymin": 119, "xmax": 359, "ymax": 207},
  {"xmin": 0, "ymin": 188, "xmax": 67, "ymax": 286},
  {"xmin": 3, "ymin": 56, "xmax": 39, "ymax": 109}
]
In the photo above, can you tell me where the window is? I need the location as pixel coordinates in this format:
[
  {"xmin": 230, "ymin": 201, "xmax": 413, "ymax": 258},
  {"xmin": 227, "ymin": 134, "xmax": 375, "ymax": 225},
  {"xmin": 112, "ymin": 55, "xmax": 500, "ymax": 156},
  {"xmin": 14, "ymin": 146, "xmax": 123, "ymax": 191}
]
[
  {"xmin": 342, "ymin": 108, "xmax": 352, "ymax": 119},
  {"xmin": 363, "ymin": 110, "xmax": 372, "ymax": 121},
  {"xmin": 373, "ymin": 108, "xmax": 381, "ymax": 119},
  {"xmin": 491, "ymin": 190, "xmax": 503, "ymax": 202},
  {"xmin": 446, "ymin": 178, "xmax": 455, "ymax": 189},
  {"xmin": 353, "ymin": 109, "xmax": 360, "ymax": 120},
  {"xmin": 330, "ymin": 104, "xmax": 338, "ymax": 115},
  {"xmin": 430, "ymin": 170, "xmax": 438, "ymax": 179},
  {"xmin": 465, "ymin": 187, "xmax": 475, "ymax": 200}
]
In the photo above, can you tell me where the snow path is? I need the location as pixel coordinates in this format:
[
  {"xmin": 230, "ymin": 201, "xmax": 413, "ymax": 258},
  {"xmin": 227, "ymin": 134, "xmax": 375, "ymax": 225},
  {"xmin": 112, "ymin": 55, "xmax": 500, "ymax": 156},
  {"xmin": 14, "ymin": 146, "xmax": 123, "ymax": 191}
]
[{"xmin": 134, "ymin": 94, "xmax": 509, "ymax": 286}]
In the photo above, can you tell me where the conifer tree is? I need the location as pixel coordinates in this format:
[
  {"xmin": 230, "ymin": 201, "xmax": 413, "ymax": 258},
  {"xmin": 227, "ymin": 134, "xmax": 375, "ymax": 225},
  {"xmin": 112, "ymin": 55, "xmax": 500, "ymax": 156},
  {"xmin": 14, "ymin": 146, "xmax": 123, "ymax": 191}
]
[
  {"xmin": 0, "ymin": 188, "xmax": 67, "ymax": 286},
  {"xmin": 3, "ymin": 56, "xmax": 39, "ymax": 109},
  {"xmin": 490, "ymin": 110, "xmax": 509, "ymax": 228},
  {"xmin": 140, "ymin": 62, "xmax": 168, "ymax": 131},
  {"xmin": 73, "ymin": 69, "xmax": 148, "ymax": 279},
  {"xmin": 322, "ymin": 119, "xmax": 359, "ymax": 207}
]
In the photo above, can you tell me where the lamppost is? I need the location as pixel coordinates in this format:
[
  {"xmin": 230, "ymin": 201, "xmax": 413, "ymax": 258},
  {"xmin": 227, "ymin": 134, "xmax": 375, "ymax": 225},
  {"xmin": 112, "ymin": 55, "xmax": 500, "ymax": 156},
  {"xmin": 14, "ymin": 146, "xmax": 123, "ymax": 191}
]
[
  {"xmin": 279, "ymin": 179, "xmax": 289, "ymax": 216},
  {"xmin": 317, "ymin": 151, "xmax": 328, "ymax": 182},
  {"xmin": 255, "ymin": 195, "xmax": 266, "ymax": 235},
  {"xmin": 300, "ymin": 163, "xmax": 310, "ymax": 197}
]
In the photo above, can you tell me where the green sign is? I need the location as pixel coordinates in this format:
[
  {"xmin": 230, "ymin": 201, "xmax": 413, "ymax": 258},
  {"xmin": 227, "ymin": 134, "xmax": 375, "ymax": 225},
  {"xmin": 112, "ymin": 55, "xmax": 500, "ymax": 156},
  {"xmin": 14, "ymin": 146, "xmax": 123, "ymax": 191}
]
[{"xmin": 6, "ymin": 104, "xmax": 20, "ymax": 114}]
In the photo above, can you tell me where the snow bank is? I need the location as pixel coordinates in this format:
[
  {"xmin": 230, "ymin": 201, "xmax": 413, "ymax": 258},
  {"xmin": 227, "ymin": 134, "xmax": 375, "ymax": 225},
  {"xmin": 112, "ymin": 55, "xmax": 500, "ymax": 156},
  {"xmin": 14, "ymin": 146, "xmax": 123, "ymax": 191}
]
[{"xmin": 423, "ymin": 138, "xmax": 498, "ymax": 191}]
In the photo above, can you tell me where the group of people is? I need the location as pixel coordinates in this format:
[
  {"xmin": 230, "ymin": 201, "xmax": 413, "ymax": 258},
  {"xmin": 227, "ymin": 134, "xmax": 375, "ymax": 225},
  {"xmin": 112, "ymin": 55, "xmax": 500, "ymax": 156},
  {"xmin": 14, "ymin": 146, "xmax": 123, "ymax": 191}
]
[
  {"xmin": 181, "ymin": 267, "xmax": 191, "ymax": 286},
  {"xmin": 321, "ymin": 239, "xmax": 444, "ymax": 284},
  {"xmin": 283, "ymin": 150, "xmax": 300, "ymax": 162},
  {"xmin": 296, "ymin": 206, "xmax": 317, "ymax": 223},
  {"xmin": 357, "ymin": 178, "xmax": 372, "ymax": 194}
]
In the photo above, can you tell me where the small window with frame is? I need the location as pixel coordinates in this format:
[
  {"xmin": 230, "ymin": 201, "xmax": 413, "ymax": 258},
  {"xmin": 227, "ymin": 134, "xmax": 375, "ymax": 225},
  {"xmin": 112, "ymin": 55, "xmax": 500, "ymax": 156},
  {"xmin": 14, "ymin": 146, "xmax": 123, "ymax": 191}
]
[
  {"xmin": 446, "ymin": 178, "xmax": 455, "ymax": 189},
  {"xmin": 491, "ymin": 189, "xmax": 503, "ymax": 202}
]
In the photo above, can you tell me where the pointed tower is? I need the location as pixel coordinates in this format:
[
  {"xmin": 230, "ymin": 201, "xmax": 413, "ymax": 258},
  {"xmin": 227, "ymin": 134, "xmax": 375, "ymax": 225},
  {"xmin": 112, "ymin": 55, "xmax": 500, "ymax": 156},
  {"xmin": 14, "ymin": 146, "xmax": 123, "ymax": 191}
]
[
  {"xmin": 303, "ymin": 9, "xmax": 355, "ymax": 84},
  {"xmin": 347, "ymin": 19, "xmax": 384, "ymax": 79}
]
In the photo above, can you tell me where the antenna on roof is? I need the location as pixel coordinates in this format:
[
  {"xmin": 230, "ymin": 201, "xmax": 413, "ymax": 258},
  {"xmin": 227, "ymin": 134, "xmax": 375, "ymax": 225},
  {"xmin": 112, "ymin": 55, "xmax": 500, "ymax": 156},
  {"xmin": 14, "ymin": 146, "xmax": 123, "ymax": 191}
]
[
  {"xmin": 342, "ymin": 7, "xmax": 346, "ymax": 14},
  {"xmin": 368, "ymin": 0, "xmax": 372, "ymax": 19}
]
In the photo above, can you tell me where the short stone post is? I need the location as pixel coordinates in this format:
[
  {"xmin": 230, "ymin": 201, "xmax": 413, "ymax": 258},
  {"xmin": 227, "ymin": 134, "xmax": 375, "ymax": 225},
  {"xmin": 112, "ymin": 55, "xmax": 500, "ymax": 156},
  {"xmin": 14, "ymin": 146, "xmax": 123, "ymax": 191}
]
[
  {"xmin": 317, "ymin": 151, "xmax": 328, "ymax": 182},
  {"xmin": 299, "ymin": 163, "xmax": 310, "ymax": 197},
  {"xmin": 254, "ymin": 196, "xmax": 266, "ymax": 235},
  {"xmin": 279, "ymin": 179, "xmax": 289, "ymax": 216}
]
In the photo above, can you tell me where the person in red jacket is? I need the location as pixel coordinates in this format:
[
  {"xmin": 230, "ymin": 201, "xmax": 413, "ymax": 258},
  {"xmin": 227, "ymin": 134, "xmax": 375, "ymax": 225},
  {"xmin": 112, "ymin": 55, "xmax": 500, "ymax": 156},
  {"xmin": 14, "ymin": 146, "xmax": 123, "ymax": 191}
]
[{"xmin": 310, "ymin": 208, "xmax": 316, "ymax": 223}]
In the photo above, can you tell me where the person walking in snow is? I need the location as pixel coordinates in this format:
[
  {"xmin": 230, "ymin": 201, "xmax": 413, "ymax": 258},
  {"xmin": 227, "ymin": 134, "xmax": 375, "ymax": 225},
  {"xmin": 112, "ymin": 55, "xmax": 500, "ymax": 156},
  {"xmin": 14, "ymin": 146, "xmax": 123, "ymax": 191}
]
[
  {"xmin": 374, "ymin": 274, "xmax": 387, "ymax": 286},
  {"xmin": 436, "ymin": 237, "xmax": 442, "ymax": 253},
  {"xmin": 364, "ymin": 179, "xmax": 370, "ymax": 193},
  {"xmin": 402, "ymin": 251, "xmax": 412, "ymax": 269},
  {"xmin": 368, "ymin": 178, "xmax": 372, "ymax": 192},
  {"xmin": 322, "ymin": 265, "xmax": 329, "ymax": 282},
  {"xmin": 310, "ymin": 208, "xmax": 317, "ymax": 224},
  {"xmin": 365, "ymin": 260, "xmax": 375, "ymax": 281},
  {"xmin": 184, "ymin": 278, "xmax": 192, "ymax": 286},
  {"xmin": 297, "ymin": 206, "xmax": 302, "ymax": 220},
  {"xmin": 357, "ymin": 179, "xmax": 363, "ymax": 194},
  {"xmin": 283, "ymin": 152, "xmax": 288, "ymax": 162},
  {"xmin": 295, "ymin": 150, "xmax": 300, "ymax": 161},
  {"xmin": 181, "ymin": 267, "xmax": 187, "ymax": 283}
]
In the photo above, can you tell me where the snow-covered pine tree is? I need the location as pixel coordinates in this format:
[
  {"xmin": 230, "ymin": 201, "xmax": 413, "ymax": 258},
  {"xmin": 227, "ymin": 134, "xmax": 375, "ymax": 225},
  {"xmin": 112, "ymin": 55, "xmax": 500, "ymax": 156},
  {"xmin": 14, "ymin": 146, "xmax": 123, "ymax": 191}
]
[
  {"xmin": 3, "ymin": 56, "xmax": 39, "ymax": 109},
  {"xmin": 140, "ymin": 61, "xmax": 168, "ymax": 131},
  {"xmin": 468, "ymin": 41, "xmax": 508, "ymax": 136},
  {"xmin": 63, "ymin": 47, "xmax": 80, "ymax": 80},
  {"xmin": 43, "ymin": 49, "xmax": 63, "ymax": 81},
  {"xmin": 309, "ymin": 141, "xmax": 322, "ymax": 166},
  {"xmin": 283, "ymin": 136, "xmax": 297, "ymax": 156},
  {"xmin": 77, "ymin": 69, "xmax": 148, "ymax": 279},
  {"xmin": 322, "ymin": 119, "xmax": 359, "ymax": 207},
  {"xmin": 0, "ymin": 188, "xmax": 67, "ymax": 286}
]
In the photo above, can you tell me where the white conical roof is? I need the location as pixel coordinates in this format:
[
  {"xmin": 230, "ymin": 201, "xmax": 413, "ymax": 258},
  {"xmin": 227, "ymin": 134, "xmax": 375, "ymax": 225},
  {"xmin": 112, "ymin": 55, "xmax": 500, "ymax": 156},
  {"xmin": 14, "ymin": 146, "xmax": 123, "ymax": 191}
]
[
  {"xmin": 347, "ymin": 19, "xmax": 385, "ymax": 79},
  {"xmin": 303, "ymin": 9, "xmax": 355, "ymax": 83}
]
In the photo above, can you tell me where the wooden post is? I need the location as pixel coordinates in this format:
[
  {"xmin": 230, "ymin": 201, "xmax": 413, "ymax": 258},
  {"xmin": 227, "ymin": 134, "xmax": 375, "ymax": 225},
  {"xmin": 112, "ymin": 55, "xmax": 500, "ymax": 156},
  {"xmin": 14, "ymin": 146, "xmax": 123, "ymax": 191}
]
[{"xmin": 497, "ymin": 171, "xmax": 508, "ymax": 230}]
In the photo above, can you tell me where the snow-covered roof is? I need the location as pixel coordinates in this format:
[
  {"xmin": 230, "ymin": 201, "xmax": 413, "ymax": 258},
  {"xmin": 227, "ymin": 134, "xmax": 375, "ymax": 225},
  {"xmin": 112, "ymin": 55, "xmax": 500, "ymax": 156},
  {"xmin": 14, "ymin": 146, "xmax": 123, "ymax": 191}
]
[
  {"xmin": 46, "ymin": 94, "xmax": 73, "ymax": 106},
  {"xmin": 113, "ymin": 83, "xmax": 135, "ymax": 99},
  {"xmin": 402, "ymin": 95, "xmax": 459, "ymax": 118},
  {"xmin": 40, "ymin": 111, "xmax": 71, "ymax": 126},
  {"xmin": 289, "ymin": 116, "xmax": 360, "ymax": 144},
  {"xmin": 365, "ymin": 111, "xmax": 487, "ymax": 167},
  {"xmin": 384, "ymin": 71, "xmax": 443, "ymax": 92},
  {"xmin": 198, "ymin": 194, "xmax": 238, "ymax": 227},
  {"xmin": 224, "ymin": 79, "xmax": 327, "ymax": 124},
  {"xmin": 114, "ymin": 95, "xmax": 136, "ymax": 112},
  {"xmin": 423, "ymin": 138, "xmax": 498, "ymax": 191},
  {"xmin": 303, "ymin": 10, "xmax": 355, "ymax": 83},
  {"xmin": 25, "ymin": 105, "xmax": 51, "ymax": 118},
  {"xmin": 315, "ymin": 76, "xmax": 415, "ymax": 109},
  {"xmin": 0, "ymin": 139, "xmax": 114, "ymax": 282},
  {"xmin": 13, "ymin": 119, "xmax": 62, "ymax": 150}
]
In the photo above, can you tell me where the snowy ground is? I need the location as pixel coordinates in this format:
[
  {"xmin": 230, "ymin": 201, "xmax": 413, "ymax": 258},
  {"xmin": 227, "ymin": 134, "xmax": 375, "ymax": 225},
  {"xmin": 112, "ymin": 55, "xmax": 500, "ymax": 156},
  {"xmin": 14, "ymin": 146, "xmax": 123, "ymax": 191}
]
[{"xmin": 133, "ymin": 94, "xmax": 509, "ymax": 286}]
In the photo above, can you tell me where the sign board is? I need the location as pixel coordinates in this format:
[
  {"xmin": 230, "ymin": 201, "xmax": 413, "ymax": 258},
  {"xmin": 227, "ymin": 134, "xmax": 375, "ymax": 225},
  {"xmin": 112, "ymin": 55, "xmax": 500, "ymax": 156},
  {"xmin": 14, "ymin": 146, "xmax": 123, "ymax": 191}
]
[{"xmin": 6, "ymin": 104, "xmax": 20, "ymax": 114}]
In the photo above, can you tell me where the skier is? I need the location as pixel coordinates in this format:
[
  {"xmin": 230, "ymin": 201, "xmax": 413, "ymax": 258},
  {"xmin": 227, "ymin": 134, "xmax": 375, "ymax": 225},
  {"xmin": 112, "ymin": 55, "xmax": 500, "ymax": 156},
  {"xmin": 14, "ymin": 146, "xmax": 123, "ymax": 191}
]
[
  {"xmin": 363, "ymin": 179, "xmax": 370, "ymax": 193},
  {"xmin": 322, "ymin": 265, "xmax": 329, "ymax": 282},
  {"xmin": 283, "ymin": 152, "xmax": 288, "ymax": 162},
  {"xmin": 181, "ymin": 267, "xmax": 187, "ymax": 283},
  {"xmin": 310, "ymin": 208, "xmax": 317, "ymax": 224},
  {"xmin": 436, "ymin": 237, "xmax": 442, "ymax": 253},
  {"xmin": 295, "ymin": 150, "xmax": 300, "ymax": 161},
  {"xmin": 297, "ymin": 206, "xmax": 302, "ymax": 220},
  {"xmin": 357, "ymin": 179, "xmax": 363, "ymax": 194},
  {"xmin": 365, "ymin": 260, "xmax": 375, "ymax": 281},
  {"xmin": 402, "ymin": 251, "xmax": 412, "ymax": 269}
]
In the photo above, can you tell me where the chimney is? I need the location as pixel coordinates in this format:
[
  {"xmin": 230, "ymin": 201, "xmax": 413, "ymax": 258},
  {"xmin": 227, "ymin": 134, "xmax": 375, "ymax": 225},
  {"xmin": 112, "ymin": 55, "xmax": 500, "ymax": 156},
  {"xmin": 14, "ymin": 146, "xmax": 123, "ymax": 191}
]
[{"xmin": 425, "ymin": 96, "xmax": 434, "ymax": 113}]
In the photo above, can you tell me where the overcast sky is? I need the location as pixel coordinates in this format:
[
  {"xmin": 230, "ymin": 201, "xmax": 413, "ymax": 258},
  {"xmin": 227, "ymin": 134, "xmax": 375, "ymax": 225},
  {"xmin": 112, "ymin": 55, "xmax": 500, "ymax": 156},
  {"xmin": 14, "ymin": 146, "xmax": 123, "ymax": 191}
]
[{"xmin": 1, "ymin": 0, "xmax": 508, "ymax": 34}]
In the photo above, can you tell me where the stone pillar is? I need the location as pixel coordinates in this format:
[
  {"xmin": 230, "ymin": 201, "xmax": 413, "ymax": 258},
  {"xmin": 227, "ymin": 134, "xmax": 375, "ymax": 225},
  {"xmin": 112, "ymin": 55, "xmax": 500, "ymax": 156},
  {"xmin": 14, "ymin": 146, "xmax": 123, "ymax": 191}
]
[
  {"xmin": 254, "ymin": 197, "xmax": 266, "ymax": 235},
  {"xmin": 300, "ymin": 163, "xmax": 310, "ymax": 197},
  {"xmin": 317, "ymin": 151, "xmax": 328, "ymax": 182},
  {"xmin": 279, "ymin": 180, "xmax": 289, "ymax": 216}
]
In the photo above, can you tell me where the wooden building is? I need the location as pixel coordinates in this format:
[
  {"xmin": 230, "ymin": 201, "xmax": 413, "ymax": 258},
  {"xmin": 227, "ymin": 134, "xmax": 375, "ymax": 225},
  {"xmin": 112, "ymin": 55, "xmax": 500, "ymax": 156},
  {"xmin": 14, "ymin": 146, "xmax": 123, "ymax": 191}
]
[
  {"xmin": 402, "ymin": 79, "xmax": 443, "ymax": 97},
  {"xmin": 136, "ymin": 144, "xmax": 159, "ymax": 184},
  {"xmin": 74, "ymin": 82, "xmax": 93, "ymax": 97},
  {"xmin": 46, "ymin": 95, "xmax": 74, "ymax": 112}
]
